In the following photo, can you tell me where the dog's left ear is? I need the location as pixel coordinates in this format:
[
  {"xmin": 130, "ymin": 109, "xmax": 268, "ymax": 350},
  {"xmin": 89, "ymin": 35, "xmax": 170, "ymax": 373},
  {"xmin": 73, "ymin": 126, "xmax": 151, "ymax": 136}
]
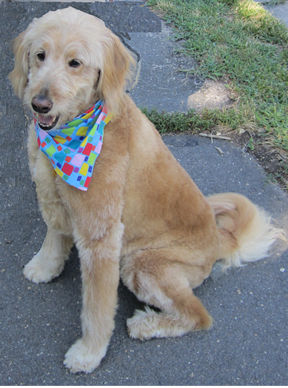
[
  {"xmin": 99, "ymin": 33, "xmax": 135, "ymax": 117},
  {"xmin": 9, "ymin": 30, "xmax": 31, "ymax": 99}
]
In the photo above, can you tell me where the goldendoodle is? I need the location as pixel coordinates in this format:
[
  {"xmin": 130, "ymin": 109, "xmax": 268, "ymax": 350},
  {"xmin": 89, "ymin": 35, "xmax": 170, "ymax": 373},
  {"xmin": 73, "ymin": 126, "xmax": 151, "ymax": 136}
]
[{"xmin": 9, "ymin": 7, "xmax": 280, "ymax": 373}]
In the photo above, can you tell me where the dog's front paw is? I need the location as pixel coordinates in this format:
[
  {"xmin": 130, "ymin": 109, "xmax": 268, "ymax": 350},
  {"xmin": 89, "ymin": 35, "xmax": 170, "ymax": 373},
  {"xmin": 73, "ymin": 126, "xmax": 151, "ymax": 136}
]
[
  {"xmin": 23, "ymin": 253, "xmax": 65, "ymax": 283},
  {"xmin": 64, "ymin": 338, "xmax": 107, "ymax": 374}
]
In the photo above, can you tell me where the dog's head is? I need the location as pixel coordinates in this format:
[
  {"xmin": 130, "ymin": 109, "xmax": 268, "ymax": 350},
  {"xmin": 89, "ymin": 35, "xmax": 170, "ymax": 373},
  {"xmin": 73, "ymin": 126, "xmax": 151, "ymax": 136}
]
[{"xmin": 9, "ymin": 7, "xmax": 135, "ymax": 129}]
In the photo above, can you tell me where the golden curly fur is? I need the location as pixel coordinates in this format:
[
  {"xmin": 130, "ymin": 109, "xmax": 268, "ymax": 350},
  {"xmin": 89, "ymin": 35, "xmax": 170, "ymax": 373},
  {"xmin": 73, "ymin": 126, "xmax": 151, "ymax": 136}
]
[{"xmin": 9, "ymin": 7, "xmax": 281, "ymax": 373}]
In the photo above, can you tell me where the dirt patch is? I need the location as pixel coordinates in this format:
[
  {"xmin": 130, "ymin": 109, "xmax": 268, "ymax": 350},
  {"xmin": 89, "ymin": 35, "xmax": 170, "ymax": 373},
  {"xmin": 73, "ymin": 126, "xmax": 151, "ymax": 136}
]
[
  {"xmin": 205, "ymin": 126, "xmax": 288, "ymax": 189},
  {"xmin": 187, "ymin": 80, "xmax": 235, "ymax": 112},
  {"xmin": 238, "ymin": 132, "xmax": 287, "ymax": 189}
]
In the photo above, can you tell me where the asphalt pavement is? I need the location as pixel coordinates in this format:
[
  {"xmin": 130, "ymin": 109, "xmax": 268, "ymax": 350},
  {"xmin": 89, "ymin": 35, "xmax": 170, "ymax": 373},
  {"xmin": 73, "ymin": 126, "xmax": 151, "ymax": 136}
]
[
  {"xmin": 258, "ymin": 0, "xmax": 288, "ymax": 28},
  {"xmin": 1, "ymin": 1, "xmax": 288, "ymax": 385}
]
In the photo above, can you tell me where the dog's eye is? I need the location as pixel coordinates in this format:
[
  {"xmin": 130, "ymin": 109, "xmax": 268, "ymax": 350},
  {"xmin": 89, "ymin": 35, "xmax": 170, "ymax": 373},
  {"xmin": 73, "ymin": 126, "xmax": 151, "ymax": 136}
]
[
  {"xmin": 69, "ymin": 59, "xmax": 81, "ymax": 68},
  {"xmin": 37, "ymin": 52, "xmax": 45, "ymax": 61}
]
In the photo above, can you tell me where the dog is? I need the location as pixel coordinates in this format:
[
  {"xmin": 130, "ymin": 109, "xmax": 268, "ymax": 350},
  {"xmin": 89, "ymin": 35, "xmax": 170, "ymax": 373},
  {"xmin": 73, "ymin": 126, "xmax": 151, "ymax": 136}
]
[{"xmin": 9, "ymin": 7, "xmax": 281, "ymax": 374}]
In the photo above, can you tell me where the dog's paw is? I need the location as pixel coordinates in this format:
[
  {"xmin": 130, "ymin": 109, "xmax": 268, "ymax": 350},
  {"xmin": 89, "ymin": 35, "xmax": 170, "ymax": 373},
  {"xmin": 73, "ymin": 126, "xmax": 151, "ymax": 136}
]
[
  {"xmin": 127, "ymin": 308, "xmax": 160, "ymax": 340},
  {"xmin": 64, "ymin": 338, "xmax": 107, "ymax": 374},
  {"xmin": 23, "ymin": 253, "xmax": 65, "ymax": 283},
  {"xmin": 127, "ymin": 307, "xmax": 193, "ymax": 340}
]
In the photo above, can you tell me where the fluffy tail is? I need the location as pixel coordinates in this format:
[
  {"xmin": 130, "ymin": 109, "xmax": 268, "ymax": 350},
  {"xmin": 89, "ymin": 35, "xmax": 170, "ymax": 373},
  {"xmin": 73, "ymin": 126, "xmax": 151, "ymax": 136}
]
[{"xmin": 207, "ymin": 192, "xmax": 284, "ymax": 268}]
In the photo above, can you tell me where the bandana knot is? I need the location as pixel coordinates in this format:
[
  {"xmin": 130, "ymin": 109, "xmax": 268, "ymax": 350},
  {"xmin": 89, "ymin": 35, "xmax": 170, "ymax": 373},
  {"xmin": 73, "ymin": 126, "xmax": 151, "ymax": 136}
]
[{"xmin": 35, "ymin": 100, "xmax": 111, "ymax": 191}]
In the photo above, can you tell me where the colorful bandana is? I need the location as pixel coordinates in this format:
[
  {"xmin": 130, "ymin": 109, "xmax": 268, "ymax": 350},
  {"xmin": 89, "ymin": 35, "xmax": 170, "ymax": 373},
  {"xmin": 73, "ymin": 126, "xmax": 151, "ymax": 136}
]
[{"xmin": 35, "ymin": 100, "xmax": 111, "ymax": 191}]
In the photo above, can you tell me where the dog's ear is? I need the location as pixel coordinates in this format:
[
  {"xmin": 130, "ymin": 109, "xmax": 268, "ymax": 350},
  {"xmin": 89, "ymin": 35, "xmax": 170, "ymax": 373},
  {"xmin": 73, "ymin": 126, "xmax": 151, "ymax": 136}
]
[
  {"xmin": 99, "ymin": 33, "xmax": 135, "ymax": 117},
  {"xmin": 9, "ymin": 30, "xmax": 31, "ymax": 99}
]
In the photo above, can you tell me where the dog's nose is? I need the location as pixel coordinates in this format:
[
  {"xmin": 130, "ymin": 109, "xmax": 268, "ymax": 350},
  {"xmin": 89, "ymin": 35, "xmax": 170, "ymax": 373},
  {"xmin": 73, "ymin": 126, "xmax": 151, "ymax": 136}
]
[{"xmin": 31, "ymin": 95, "xmax": 53, "ymax": 114}]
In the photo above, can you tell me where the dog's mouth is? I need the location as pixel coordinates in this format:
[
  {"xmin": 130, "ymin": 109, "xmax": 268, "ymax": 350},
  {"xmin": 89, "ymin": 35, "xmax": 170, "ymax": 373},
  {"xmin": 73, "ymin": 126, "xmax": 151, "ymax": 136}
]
[{"xmin": 36, "ymin": 114, "xmax": 59, "ymax": 131}]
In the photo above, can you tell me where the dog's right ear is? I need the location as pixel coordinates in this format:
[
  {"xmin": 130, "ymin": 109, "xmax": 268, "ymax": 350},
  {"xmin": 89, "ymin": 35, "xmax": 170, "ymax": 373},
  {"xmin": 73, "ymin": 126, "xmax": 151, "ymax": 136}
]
[{"xmin": 9, "ymin": 30, "xmax": 30, "ymax": 99}]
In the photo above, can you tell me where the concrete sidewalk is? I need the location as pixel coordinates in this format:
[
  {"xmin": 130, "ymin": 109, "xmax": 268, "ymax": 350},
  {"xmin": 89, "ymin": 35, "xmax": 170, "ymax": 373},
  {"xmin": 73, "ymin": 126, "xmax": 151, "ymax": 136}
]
[
  {"xmin": 257, "ymin": 0, "xmax": 288, "ymax": 28},
  {"xmin": 1, "ymin": 1, "xmax": 288, "ymax": 385}
]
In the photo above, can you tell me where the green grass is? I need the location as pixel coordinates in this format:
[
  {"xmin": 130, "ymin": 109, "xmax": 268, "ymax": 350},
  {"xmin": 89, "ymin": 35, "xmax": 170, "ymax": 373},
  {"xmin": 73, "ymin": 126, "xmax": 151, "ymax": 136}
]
[
  {"xmin": 146, "ymin": 0, "xmax": 288, "ymax": 156},
  {"xmin": 142, "ymin": 107, "xmax": 245, "ymax": 133}
]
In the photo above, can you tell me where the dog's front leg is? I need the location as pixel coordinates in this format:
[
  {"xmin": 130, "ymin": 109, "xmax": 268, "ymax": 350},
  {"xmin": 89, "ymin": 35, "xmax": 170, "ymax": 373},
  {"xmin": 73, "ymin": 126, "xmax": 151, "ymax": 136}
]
[
  {"xmin": 64, "ymin": 221, "xmax": 124, "ymax": 374},
  {"xmin": 24, "ymin": 227, "xmax": 73, "ymax": 283}
]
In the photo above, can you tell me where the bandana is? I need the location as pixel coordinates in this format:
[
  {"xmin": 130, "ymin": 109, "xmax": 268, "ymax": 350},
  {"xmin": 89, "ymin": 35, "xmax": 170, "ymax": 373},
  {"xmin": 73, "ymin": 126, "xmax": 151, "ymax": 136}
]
[{"xmin": 35, "ymin": 100, "xmax": 111, "ymax": 191}]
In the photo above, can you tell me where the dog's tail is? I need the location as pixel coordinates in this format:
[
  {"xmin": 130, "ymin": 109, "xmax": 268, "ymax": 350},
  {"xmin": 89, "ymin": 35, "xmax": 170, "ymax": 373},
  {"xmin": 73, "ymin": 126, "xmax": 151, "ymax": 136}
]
[{"xmin": 207, "ymin": 192, "xmax": 285, "ymax": 268}]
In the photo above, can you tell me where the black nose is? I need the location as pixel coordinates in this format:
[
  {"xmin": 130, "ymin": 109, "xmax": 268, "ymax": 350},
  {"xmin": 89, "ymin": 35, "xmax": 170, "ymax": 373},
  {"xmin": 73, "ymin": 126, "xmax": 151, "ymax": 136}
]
[{"xmin": 31, "ymin": 95, "xmax": 53, "ymax": 114}]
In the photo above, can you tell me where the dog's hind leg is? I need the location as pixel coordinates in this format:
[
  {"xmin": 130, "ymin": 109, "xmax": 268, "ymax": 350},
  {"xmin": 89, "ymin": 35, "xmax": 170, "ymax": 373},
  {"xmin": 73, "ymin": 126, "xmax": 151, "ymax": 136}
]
[
  {"xmin": 23, "ymin": 227, "xmax": 73, "ymax": 283},
  {"xmin": 121, "ymin": 249, "xmax": 213, "ymax": 340}
]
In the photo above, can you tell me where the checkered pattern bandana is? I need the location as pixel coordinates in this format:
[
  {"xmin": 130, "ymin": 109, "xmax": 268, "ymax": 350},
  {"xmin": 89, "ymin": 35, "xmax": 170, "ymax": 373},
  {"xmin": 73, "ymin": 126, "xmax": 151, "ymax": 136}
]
[{"xmin": 35, "ymin": 100, "xmax": 112, "ymax": 191}]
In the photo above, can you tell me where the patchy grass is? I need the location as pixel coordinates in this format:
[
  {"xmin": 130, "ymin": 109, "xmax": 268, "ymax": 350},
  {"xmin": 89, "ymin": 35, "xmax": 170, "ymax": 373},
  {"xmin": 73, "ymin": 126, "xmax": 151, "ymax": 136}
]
[
  {"xmin": 146, "ymin": 0, "xmax": 288, "ymax": 188},
  {"xmin": 142, "ymin": 107, "xmax": 246, "ymax": 133}
]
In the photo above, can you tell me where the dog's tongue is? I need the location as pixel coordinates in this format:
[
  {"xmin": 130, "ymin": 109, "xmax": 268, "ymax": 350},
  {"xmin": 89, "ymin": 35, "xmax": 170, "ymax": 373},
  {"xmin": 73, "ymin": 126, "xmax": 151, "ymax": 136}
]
[{"xmin": 38, "ymin": 114, "xmax": 55, "ymax": 126}]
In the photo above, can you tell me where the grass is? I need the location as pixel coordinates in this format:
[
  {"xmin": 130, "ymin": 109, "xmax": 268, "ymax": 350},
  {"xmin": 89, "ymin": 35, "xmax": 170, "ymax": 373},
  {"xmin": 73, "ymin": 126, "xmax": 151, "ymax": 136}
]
[
  {"xmin": 145, "ymin": 0, "xmax": 288, "ymax": 187},
  {"xmin": 142, "ymin": 107, "xmax": 245, "ymax": 133}
]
